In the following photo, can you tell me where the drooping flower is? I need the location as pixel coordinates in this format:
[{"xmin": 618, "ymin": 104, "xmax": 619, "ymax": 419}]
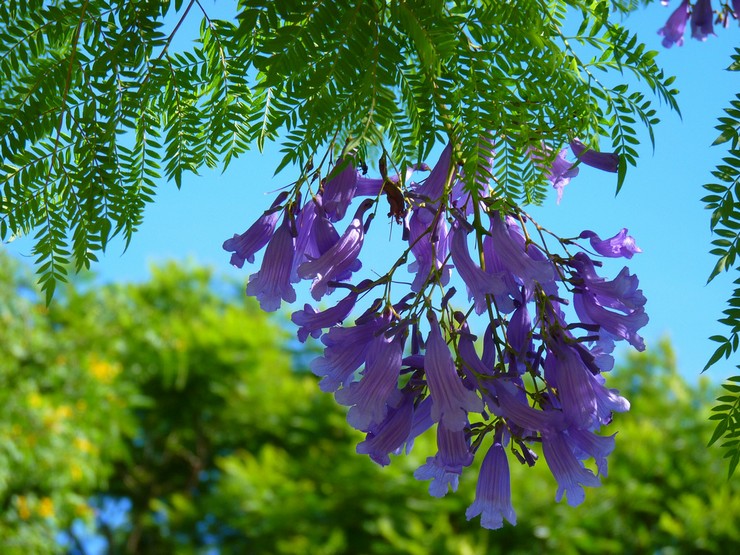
[
  {"xmin": 691, "ymin": 0, "xmax": 715, "ymax": 41},
  {"xmin": 414, "ymin": 421, "xmax": 474, "ymax": 497},
  {"xmin": 567, "ymin": 428, "xmax": 616, "ymax": 477},
  {"xmin": 356, "ymin": 388, "xmax": 417, "ymax": 466},
  {"xmin": 425, "ymin": 311, "xmax": 484, "ymax": 431},
  {"xmin": 449, "ymin": 222, "xmax": 507, "ymax": 315},
  {"xmin": 298, "ymin": 199, "xmax": 374, "ymax": 300},
  {"xmin": 487, "ymin": 213, "xmax": 555, "ymax": 289},
  {"xmin": 407, "ymin": 206, "xmax": 451, "ymax": 292},
  {"xmin": 450, "ymin": 138, "xmax": 494, "ymax": 215},
  {"xmin": 542, "ymin": 429, "xmax": 602, "ymax": 506},
  {"xmin": 570, "ymin": 252, "xmax": 648, "ymax": 351},
  {"xmin": 579, "ymin": 228, "xmax": 642, "ymax": 259},
  {"xmin": 310, "ymin": 310, "xmax": 391, "ymax": 392},
  {"xmin": 658, "ymin": 0, "xmax": 690, "ymax": 47},
  {"xmin": 291, "ymin": 285, "xmax": 363, "ymax": 342},
  {"xmin": 223, "ymin": 191, "xmax": 289, "ymax": 268},
  {"xmin": 335, "ymin": 330, "xmax": 405, "ymax": 432},
  {"xmin": 466, "ymin": 438, "xmax": 517, "ymax": 529},
  {"xmin": 545, "ymin": 339, "xmax": 630, "ymax": 430},
  {"xmin": 530, "ymin": 145, "xmax": 579, "ymax": 203},
  {"xmin": 244, "ymin": 214, "xmax": 297, "ymax": 312},
  {"xmin": 569, "ymin": 139, "xmax": 619, "ymax": 173},
  {"xmin": 415, "ymin": 143, "xmax": 453, "ymax": 202},
  {"xmin": 322, "ymin": 158, "xmax": 358, "ymax": 222},
  {"xmin": 733, "ymin": 0, "xmax": 740, "ymax": 19}
]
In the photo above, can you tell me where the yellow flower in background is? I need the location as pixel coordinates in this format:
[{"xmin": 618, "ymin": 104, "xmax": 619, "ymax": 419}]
[
  {"xmin": 38, "ymin": 497, "xmax": 54, "ymax": 518},
  {"xmin": 88, "ymin": 356, "xmax": 121, "ymax": 383},
  {"xmin": 74, "ymin": 436, "xmax": 92, "ymax": 453},
  {"xmin": 17, "ymin": 496, "xmax": 30, "ymax": 520},
  {"xmin": 27, "ymin": 391, "xmax": 43, "ymax": 408}
]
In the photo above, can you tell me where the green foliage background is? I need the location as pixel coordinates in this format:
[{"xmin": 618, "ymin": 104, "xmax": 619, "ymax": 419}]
[{"xmin": 1, "ymin": 252, "xmax": 739, "ymax": 554}]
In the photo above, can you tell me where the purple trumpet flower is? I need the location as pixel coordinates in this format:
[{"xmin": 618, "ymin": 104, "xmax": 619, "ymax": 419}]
[
  {"xmin": 415, "ymin": 143, "xmax": 453, "ymax": 202},
  {"xmin": 407, "ymin": 206, "xmax": 451, "ymax": 292},
  {"xmin": 414, "ymin": 421, "xmax": 474, "ymax": 497},
  {"xmin": 298, "ymin": 199, "xmax": 374, "ymax": 300},
  {"xmin": 492, "ymin": 378, "xmax": 564, "ymax": 433},
  {"xmin": 425, "ymin": 312, "xmax": 484, "ymax": 431},
  {"xmin": 244, "ymin": 215, "xmax": 297, "ymax": 312},
  {"xmin": 335, "ymin": 330, "xmax": 405, "ymax": 432},
  {"xmin": 570, "ymin": 252, "xmax": 648, "ymax": 350},
  {"xmin": 223, "ymin": 191, "xmax": 288, "ymax": 268},
  {"xmin": 658, "ymin": 0, "xmax": 690, "ymax": 47},
  {"xmin": 691, "ymin": 0, "xmax": 715, "ymax": 41},
  {"xmin": 487, "ymin": 213, "xmax": 555, "ymax": 289},
  {"xmin": 569, "ymin": 139, "xmax": 619, "ymax": 173},
  {"xmin": 291, "ymin": 285, "xmax": 363, "ymax": 342},
  {"xmin": 579, "ymin": 228, "xmax": 641, "ymax": 259},
  {"xmin": 290, "ymin": 198, "xmax": 319, "ymax": 282},
  {"xmin": 567, "ymin": 428, "xmax": 616, "ymax": 477},
  {"xmin": 322, "ymin": 158, "xmax": 358, "ymax": 222},
  {"xmin": 507, "ymin": 300, "xmax": 534, "ymax": 373},
  {"xmin": 405, "ymin": 396, "xmax": 435, "ymax": 454},
  {"xmin": 545, "ymin": 339, "xmax": 630, "ymax": 430},
  {"xmin": 449, "ymin": 223, "xmax": 507, "ymax": 315},
  {"xmin": 466, "ymin": 438, "xmax": 517, "ymax": 529},
  {"xmin": 310, "ymin": 310, "xmax": 391, "ymax": 392},
  {"xmin": 542, "ymin": 429, "xmax": 602, "ymax": 507},
  {"xmin": 450, "ymin": 139, "xmax": 494, "ymax": 215},
  {"xmin": 733, "ymin": 0, "xmax": 740, "ymax": 19},
  {"xmin": 530, "ymin": 145, "xmax": 579, "ymax": 203},
  {"xmin": 356, "ymin": 389, "xmax": 417, "ymax": 466}
]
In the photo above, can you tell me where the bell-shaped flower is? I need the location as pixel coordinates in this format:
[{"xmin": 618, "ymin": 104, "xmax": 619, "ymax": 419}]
[
  {"xmin": 487, "ymin": 213, "xmax": 555, "ymax": 289},
  {"xmin": 530, "ymin": 145, "xmax": 579, "ymax": 203},
  {"xmin": 407, "ymin": 206, "xmax": 451, "ymax": 292},
  {"xmin": 691, "ymin": 0, "xmax": 715, "ymax": 41},
  {"xmin": 415, "ymin": 143, "xmax": 452, "ymax": 202},
  {"xmin": 450, "ymin": 223, "xmax": 507, "ymax": 315},
  {"xmin": 734, "ymin": 0, "xmax": 740, "ymax": 19},
  {"xmin": 298, "ymin": 199, "xmax": 374, "ymax": 300},
  {"xmin": 506, "ymin": 300, "xmax": 534, "ymax": 373},
  {"xmin": 291, "ymin": 285, "xmax": 362, "ymax": 342},
  {"xmin": 290, "ymin": 198, "xmax": 319, "ymax": 282},
  {"xmin": 579, "ymin": 228, "xmax": 641, "ymax": 259},
  {"xmin": 466, "ymin": 439, "xmax": 517, "ymax": 529},
  {"xmin": 542, "ymin": 429, "xmax": 602, "ymax": 507},
  {"xmin": 322, "ymin": 158, "xmax": 358, "ymax": 222},
  {"xmin": 335, "ymin": 330, "xmax": 405, "ymax": 432},
  {"xmin": 310, "ymin": 310, "xmax": 391, "ymax": 392},
  {"xmin": 414, "ymin": 421, "xmax": 474, "ymax": 497},
  {"xmin": 356, "ymin": 388, "xmax": 417, "ymax": 466},
  {"xmin": 425, "ymin": 311, "xmax": 484, "ymax": 431},
  {"xmin": 545, "ymin": 339, "xmax": 630, "ymax": 430},
  {"xmin": 245, "ymin": 215, "xmax": 297, "ymax": 312},
  {"xmin": 570, "ymin": 252, "xmax": 648, "ymax": 350},
  {"xmin": 569, "ymin": 139, "xmax": 619, "ymax": 173},
  {"xmin": 658, "ymin": 0, "xmax": 690, "ymax": 47},
  {"xmin": 223, "ymin": 192, "xmax": 288, "ymax": 268},
  {"xmin": 567, "ymin": 428, "xmax": 616, "ymax": 477}
]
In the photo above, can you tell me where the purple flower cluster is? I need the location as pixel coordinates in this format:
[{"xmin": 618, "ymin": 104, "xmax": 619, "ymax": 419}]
[
  {"xmin": 657, "ymin": 0, "xmax": 740, "ymax": 48},
  {"xmin": 224, "ymin": 142, "xmax": 647, "ymax": 529}
]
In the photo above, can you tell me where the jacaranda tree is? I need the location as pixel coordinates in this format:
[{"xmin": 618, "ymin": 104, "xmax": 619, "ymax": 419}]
[{"xmin": 5, "ymin": 0, "xmax": 736, "ymax": 533}]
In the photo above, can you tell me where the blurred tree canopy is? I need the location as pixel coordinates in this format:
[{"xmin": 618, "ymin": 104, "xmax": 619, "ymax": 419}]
[{"xmin": 1, "ymin": 252, "xmax": 739, "ymax": 554}]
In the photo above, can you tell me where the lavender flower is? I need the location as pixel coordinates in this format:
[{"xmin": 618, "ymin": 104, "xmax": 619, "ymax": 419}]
[
  {"xmin": 298, "ymin": 199, "xmax": 374, "ymax": 300},
  {"xmin": 335, "ymin": 331, "xmax": 405, "ymax": 432},
  {"xmin": 466, "ymin": 439, "xmax": 517, "ymax": 529},
  {"xmin": 658, "ymin": 0, "xmax": 690, "ymax": 47},
  {"xmin": 290, "ymin": 286, "xmax": 362, "ymax": 342},
  {"xmin": 450, "ymin": 223, "xmax": 507, "ymax": 315},
  {"xmin": 322, "ymin": 158, "xmax": 358, "ymax": 222},
  {"xmin": 691, "ymin": 0, "xmax": 715, "ymax": 41},
  {"xmin": 223, "ymin": 191, "xmax": 288, "ymax": 268},
  {"xmin": 542, "ymin": 429, "xmax": 602, "ymax": 506},
  {"xmin": 415, "ymin": 143, "xmax": 452, "ymax": 202},
  {"xmin": 570, "ymin": 252, "xmax": 648, "ymax": 350},
  {"xmin": 310, "ymin": 311, "xmax": 390, "ymax": 392},
  {"xmin": 579, "ymin": 228, "xmax": 642, "ymax": 259},
  {"xmin": 356, "ymin": 389, "xmax": 417, "ymax": 466},
  {"xmin": 567, "ymin": 428, "xmax": 616, "ymax": 477},
  {"xmin": 414, "ymin": 422, "xmax": 474, "ymax": 497},
  {"xmin": 733, "ymin": 0, "xmax": 740, "ymax": 19},
  {"xmin": 425, "ymin": 311, "xmax": 484, "ymax": 431},
  {"xmin": 407, "ymin": 206, "xmax": 451, "ymax": 292},
  {"xmin": 245, "ymin": 215, "xmax": 297, "ymax": 312},
  {"xmin": 569, "ymin": 139, "xmax": 619, "ymax": 173},
  {"xmin": 530, "ymin": 145, "xmax": 579, "ymax": 203}
]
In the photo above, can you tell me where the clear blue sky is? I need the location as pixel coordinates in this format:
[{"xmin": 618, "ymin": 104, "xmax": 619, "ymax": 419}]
[{"xmin": 4, "ymin": 3, "xmax": 739, "ymax": 382}]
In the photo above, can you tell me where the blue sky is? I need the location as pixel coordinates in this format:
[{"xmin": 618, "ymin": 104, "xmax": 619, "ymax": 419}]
[{"xmin": 4, "ymin": 3, "xmax": 739, "ymax": 382}]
